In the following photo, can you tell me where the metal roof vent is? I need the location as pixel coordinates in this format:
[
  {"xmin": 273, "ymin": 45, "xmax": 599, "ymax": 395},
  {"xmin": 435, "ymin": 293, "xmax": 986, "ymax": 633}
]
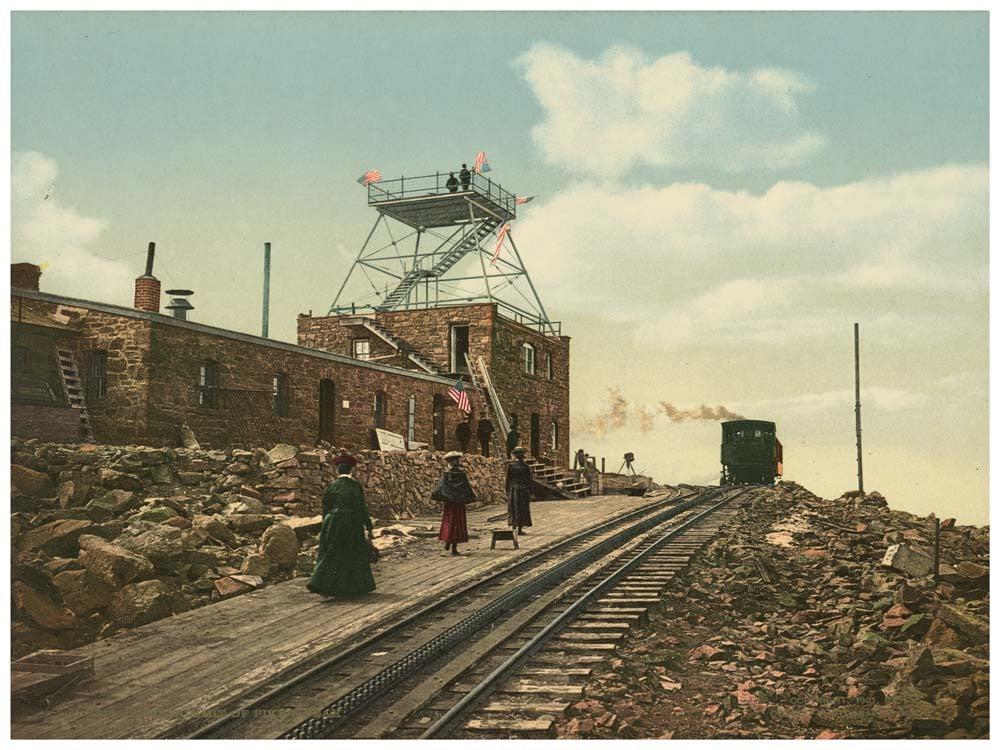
[{"xmin": 165, "ymin": 289, "xmax": 194, "ymax": 321}]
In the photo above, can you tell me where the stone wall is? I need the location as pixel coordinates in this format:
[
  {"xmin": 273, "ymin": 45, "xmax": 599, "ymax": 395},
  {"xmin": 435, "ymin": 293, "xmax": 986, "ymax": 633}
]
[{"xmin": 10, "ymin": 404, "xmax": 81, "ymax": 443}]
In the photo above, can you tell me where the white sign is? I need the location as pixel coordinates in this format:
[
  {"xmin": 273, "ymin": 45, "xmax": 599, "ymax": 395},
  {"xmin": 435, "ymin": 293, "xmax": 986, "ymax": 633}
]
[{"xmin": 375, "ymin": 428, "xmax": 407, "ymax": 452}]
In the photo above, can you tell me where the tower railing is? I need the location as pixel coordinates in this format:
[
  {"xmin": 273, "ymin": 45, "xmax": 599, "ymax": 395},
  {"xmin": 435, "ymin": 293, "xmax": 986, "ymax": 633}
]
[{"xmin": 367, "ymin": 172, "xmax": 518, "ymax": 218}]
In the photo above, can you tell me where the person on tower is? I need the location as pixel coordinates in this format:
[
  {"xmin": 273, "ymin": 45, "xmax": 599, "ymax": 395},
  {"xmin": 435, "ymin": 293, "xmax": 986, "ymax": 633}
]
[
  {"xmin": 459, "ymin": 164, "xmax": 471, "ymax": 191},
  {"xmin": 446, "ymin": 172, "xmax": 459, "ymax": 193}
]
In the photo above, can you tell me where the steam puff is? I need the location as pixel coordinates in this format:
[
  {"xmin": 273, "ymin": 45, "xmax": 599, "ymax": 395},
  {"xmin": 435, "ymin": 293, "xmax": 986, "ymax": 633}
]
[
  {"xmin": 658, "ymin": 402, "xmax": 745, "ymax": 422},
  {"xmin": 581, "ymin": 387, "xmax": 630, "ymax": 436}
]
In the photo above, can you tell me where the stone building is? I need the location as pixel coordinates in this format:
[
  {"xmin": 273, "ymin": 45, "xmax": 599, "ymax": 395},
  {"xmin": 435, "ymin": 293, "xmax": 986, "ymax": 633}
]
[{"xmin": 10, "ymin": 262, "xmax": 571, "ymax": 465}]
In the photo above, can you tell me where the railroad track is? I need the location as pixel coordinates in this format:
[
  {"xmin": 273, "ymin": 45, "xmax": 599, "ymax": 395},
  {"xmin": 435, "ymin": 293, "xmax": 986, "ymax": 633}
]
[{"xmin": 183, "ymin": 485, "xmax": 748, "ymax": 740}]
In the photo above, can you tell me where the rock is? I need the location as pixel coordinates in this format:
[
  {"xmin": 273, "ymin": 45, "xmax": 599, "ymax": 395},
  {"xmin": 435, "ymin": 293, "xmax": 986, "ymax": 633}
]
[
  {"xmin": 149, "ymin": 463, "xmax": 174, "ymax": 484},
  {"xmin": 213, "ymin": 576, "xmax": 256, "ymax": 599},
  {"xmin": 280, "ymin": 515, "xmax": 324, "ymax": 540},
  {"xmin": 240, "ymin": 553, "xmax": 273, "ymax": 577},
  {"xmin": 259, "ymin": 523, "xmax": 299, "ymax": 568},
  {"xmin": 195, "ymin": 515, "xmax": 237, "ymax": 546},
  {"xmin": 882, "ymin": 543, "xmax": 934, "ymax": 578},
  {"xmin": 12, "ymin": 464, "xmax": 52, "ymax": 496},
  {"xmin": 900, "ymin": 613, "xmax": 932, "ymax": 639},
  {"xmin": 134, "ymin": 506, "xmax": 179, "ymax": 523},
  {"xmin": 232, "ymin": 496, "xmax": 267, "ymax": 514},
  {"xmin": 162, "ymin": 516, "xmax": 193, "ymax": 529},
  {"xmin": 13, "ymin": 581, "xmax": 79, "ymax": 631},
  {"xmin": 98, "ymin": 468, "xmax": 143, "ymax": 491},
  {"xmin": 922, "ymin": 617, "xmax": 963, "ymax": 649},
  {"xmin": 267, "ymin": 476, "xmax": 302, "ymax": 490},
  {"xmin": 18, "ymin": 519, "xmax": 94, "ymax": 556},
  {"xmin": 44, "ymin": 557, "xmax": 81, "ymax": 575},
  {"xmin": 226, "ymin": 462, "xmax": 254, "ymax": 475},
  {"xmin": 115, "ymin": 525, "xmax": 186, "ymax": 573},
  {"xmin": 228, "ymin": 514, "xmax": 275, "ymax": 533},
  {"xmin": 53, "ymin": 568, "xmax": 113, "ymax": 616},
  {"xmin": 77, "ymin": 534, "xmax": 156, "ymax": 588},
  {"xmin": 238, "ymin": 485, "xmax": 262, "ymax": 500},
  {"xmin": 231, "ymin": 574, "xmax": 264, "ymax": 587},
  {"xmin": 266, "ymin": 443, "xmax": 299, "ymax": 464},
  {"xmin": 936, "ymin": 604, "xmax": 988, "ymax": 645},
  {"xmin": 109, "ymin": 580, "xmax": 188, "ymax": 628},
  {"xmin": 955, "ymin": 561, "xmax": 988, "ymax": 581},
  {"xmin": 84, "ymin": 494, "xmax": 117, "ymax": 522},
  {"xmin": 57, "ymin": 480, "xmax": 92, "ymax": 508}
]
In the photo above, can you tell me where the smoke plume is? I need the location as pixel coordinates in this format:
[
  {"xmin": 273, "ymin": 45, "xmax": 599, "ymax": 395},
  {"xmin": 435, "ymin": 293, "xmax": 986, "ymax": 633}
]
[
  {"xmin": 657, "ymin": 402, "xmax": 745, "ymax": 422},
  {"xmin": 635, "ymin": 405, "xmax": 655, "ymax": 433},
  {"xmin": 581, "ymin": 387, "xmax": 630, "ymax": 436}
]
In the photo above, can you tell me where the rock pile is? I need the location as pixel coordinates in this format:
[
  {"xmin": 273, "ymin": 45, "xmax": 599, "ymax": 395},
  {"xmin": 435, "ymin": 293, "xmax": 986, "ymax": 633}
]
[
  {"xmin": 11, "ymin": 438, "xmax": 505, "ymax": 658},
  {"xmin": 555, "ymin": 483, "xmax": 989, "ymax": 739}
]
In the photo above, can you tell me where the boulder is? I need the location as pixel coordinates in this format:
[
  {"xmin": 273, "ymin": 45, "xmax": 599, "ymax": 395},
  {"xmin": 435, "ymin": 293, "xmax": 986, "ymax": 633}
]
[
  {"xmin": 134, "ymin": 506, "xmax": 179, "ymax": 523},
  {"xmin": 77, "ymin": 534, "xmax": 155, "ymax": 588},
  {"xmin": 57, "ymin": 480, "xmax": 92, "ymax": 508},
  {"xmin": 18, "ymin": 519, "xmax": 94, "ymax": 556},
  {"xmin": 280, "ymin": 515, "xmax": 324, "ymax": 540},
  {"xmin": 266, "ymin": 443, "xmax": 299, "ymax": 465},
  {"xmin": 53, "ymin": 568, "xmax": 113, "ymax": 616},
  {"xmin": 228, "ymin": 514, "xmax": 275, "ymax": 533},
  {"xmin": 13, "ymin": 581, "xmax": 79, "ymax": 631},
  {"xmin": 109, "ymin": 579, "xmax": 188, "ymax": 628},
  {"xmin": 12, "ymin": 464, "xmax": 52, "ymax": 497},
  {"xmin": 195, "ymin": 515, "xmax": 237, "ymax": 546},
  {"xmin": 214, "ymin": 576, "xmax": 257, "ymax": 599},
  {"xmin": 882, "ymin": 543, "xmax": 934, "ymax": 578},
  {"xmin": 114, "ymin": 525, "xmax": 186, "ymax": 573},
  {"xmin": 936, "ymin": 604, "xmax": 988, "ymax": 646},
  {"xmin": 98, "ymin": 468, "xmax": 143, "ymax": 491},
  {"xmin": 259, "ymin": 523, "xmax": 299, "ymax": 568},
  {"xmin": 240, "ymin": 553, "xmax": 273, "ymax": 577}
]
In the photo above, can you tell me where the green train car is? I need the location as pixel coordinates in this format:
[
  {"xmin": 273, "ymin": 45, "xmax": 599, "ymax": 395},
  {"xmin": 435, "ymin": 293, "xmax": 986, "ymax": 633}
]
[{"xmin": 720, "ymin": 419, "xmax": 783, "ymax": 485}]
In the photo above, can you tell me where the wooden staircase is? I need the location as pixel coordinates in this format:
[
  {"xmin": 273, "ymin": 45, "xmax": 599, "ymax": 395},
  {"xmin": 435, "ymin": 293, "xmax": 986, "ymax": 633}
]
[
  {"xmin": 525, "ymin": 456, "xmax": 592, "ymax": 499},
  {"xmin": 339, "ymin": 316, "xmax": 443, "ymax": 375},
  {"xmin": 55, "ymin": 348, "xmax": 94, "ymax": 442},
  {"xmin": 463, "ymin": 357, "xmax": 507, "ymax": 460}
]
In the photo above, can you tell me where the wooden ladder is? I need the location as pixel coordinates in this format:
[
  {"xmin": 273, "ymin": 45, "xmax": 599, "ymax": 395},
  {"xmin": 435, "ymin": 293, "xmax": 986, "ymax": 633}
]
[
  {"xmin": 55, "ymin": 349, "xmax": 94, "ymax": 442},
  {"xmin": 464, "ymin": 354, "xmax": 507, "ymax": 459}
]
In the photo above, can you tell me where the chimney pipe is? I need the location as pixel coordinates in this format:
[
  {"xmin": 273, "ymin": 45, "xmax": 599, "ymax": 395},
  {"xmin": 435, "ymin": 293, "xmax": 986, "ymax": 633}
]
[
  {"xmin": 262, "ymin": 242, "xmax": 271, "ymax": 338},
  {"xmin": 134, "ymin": 242, "xmax": 161, "ymax": 313},
  {"xmin": 165, "ymin": 289, "xmax": 194, "ymax": 321}
]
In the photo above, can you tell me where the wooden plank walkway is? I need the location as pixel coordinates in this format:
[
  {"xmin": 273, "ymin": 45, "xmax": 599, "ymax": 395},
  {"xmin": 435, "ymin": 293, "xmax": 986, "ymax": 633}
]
[{"xmin": 12, "ymin": 494, "xmax": 661, "ymax": 739}]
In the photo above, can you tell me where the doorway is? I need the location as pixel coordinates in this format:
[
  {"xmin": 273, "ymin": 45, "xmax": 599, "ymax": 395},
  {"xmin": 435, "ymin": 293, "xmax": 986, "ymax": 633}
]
[
  {"xmin": 432, "ymin": 394, "xmax": 446, "ymax": 450},
  {"xmin": 530, "ymin": 412, "xmax": 540, "ymax": 457},
  {"xmin": 318, "ymin": 380, "xmax": 336, "ymax": 444},
  {"xmin": 450, "ymin": 325, "xmax": 470, "ymax": 373}
]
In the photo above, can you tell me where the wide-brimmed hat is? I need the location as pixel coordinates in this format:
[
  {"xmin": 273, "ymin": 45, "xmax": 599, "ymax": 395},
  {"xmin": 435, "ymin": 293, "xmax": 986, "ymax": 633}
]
[
  {"xmin": 512, "ymin": 446, "xmax": 527, "ymax": 454},
  {"xmin": 444, "ymin": 451, "xmax": 463, "ymax": 460},
  {"xmin": 333, "ymin": 453, "xmax": 357, "ymax": 468}
]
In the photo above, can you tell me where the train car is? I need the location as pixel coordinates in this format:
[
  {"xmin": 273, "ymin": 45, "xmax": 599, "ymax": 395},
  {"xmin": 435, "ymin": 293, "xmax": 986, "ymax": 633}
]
[{"xmin": 720, "ymin": 419, "xmax": 782, "ymax": 485}]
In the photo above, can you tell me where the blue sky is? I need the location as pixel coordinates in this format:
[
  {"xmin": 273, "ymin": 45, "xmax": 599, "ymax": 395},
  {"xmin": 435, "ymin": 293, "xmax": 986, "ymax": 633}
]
[{"xmin": 11, "ymin": 11, "xmax": 989, "ymax": 522}]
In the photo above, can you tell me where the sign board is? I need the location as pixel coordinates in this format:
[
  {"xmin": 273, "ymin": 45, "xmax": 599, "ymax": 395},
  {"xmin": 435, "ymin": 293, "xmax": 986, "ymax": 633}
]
[{"xmin": 375, "ymin": 428, "xmax": 407, "ymax": 452}]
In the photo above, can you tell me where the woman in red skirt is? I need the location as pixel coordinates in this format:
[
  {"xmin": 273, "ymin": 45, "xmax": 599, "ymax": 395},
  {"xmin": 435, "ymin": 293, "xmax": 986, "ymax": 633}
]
[{"xmin": 431, "ymin": 451, "xmax": 476, "ymax": 555}]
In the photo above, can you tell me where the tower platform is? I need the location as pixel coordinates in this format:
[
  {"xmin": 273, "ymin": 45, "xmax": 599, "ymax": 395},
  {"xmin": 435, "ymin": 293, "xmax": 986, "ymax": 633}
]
[{"xmin": 367, "ymin": 172, "xmax": 516, "ymax": 229}]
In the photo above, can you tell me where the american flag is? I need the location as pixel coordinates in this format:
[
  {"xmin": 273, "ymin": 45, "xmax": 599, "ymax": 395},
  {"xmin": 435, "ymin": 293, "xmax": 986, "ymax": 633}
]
[
  {"xmin": 515, "ymin": 196, "xmax": 535, "ymax": 205},
  {"xmin": 448, "ymin": 378, "xmax": 471, "ymax": 413},
  {"xmin": 491, "ymin": 222, "xmax": 510, "ymax": 264},
  {"xmin": 356, "ymin": 170, "xmax": 382, "ymax": 186},
  {"xmin": 474, "ymin": 151, "xmax": 491, "ymax": 174}
]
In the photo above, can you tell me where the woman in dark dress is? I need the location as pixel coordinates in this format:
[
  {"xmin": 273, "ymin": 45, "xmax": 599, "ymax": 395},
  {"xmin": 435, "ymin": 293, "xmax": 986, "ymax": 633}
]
[
  {"xmin": 506, "ymin": 446, "xmax": 534, "ymax": 535},
  {"xmin": 432, "ymin": 451, "xmax": 476, "ymax": 555},
  {"xmin": 307, "ymin": 454, "xmax": 376, "ymax": 597}
]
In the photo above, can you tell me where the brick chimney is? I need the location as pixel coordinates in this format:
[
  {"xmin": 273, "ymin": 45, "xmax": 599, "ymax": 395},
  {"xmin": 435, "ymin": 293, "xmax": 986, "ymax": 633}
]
[
  {"xmin": 11, "ymin": 263, "xmax": 41, "ymax": 291},
  {"xmin": 134, "ymin": 242, "xmax": 161, "ymax": 313}
]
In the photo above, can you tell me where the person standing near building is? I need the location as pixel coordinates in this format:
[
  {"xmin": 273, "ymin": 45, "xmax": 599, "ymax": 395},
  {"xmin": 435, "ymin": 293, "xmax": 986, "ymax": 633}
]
[
  {"xmin": 459, "ymin": 163, "xmax": 471, "ymax": 191},
  {"xmin": 477, "ymin": 416, "xmax": 495, "ymax": 457},
  {"xmin": 446, "ymin": 172, "xmax": 459, "ymax": 193},
  {"xmin": 432, "ymin": 451, "xmax": 476, "ymax": 555},
  {"xmin": 307, "ymin": 453, "xmax": 376, "ymax": 597},
  {"xmin": 505, "ymin": 415, "xmax": 520, "ymax": 458},
  {"xmin": 574, "ymin": 448, "xmax": 587, "ymax": 470},
  {"xmin": 506, "ymin": 446, "xmax": 534, "ymax": 535},
  {"xmin": 455, "ymin": 416, "xmax": 472, "ymax": 453}
]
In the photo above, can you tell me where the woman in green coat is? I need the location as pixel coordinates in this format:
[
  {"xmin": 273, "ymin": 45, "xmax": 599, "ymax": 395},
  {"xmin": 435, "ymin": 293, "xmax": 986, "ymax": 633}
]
[{"xmin": 307, "ymin": 454, "xmax": 376, "ymax": 597}]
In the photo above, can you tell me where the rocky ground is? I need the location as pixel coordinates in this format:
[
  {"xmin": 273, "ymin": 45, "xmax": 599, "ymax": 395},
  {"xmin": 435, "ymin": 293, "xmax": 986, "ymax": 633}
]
[
  {"xmin": 10, "ymin": 438, "xmax": 501, "ymax": 659},
  {"xmin": 553, "ymin": 483, "xmax": 989, "ymax": 739}
]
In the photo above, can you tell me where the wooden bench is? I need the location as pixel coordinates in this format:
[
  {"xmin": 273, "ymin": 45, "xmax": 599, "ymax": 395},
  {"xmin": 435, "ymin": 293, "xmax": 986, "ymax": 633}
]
[{"xmin": 490, "ymin": 528, "xmax": 519, "ymax": 550}]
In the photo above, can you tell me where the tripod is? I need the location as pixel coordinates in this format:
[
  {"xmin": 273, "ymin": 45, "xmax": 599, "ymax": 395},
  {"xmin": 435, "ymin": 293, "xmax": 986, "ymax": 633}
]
[{"xmin": 618, "ymin": 458, "xmax": 636, "ymax": 475}]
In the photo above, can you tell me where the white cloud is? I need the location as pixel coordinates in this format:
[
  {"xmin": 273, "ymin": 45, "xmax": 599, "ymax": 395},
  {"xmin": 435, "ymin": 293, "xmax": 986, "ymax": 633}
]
[
  {"xmin": 515, "ymin": 43, "xmax": 825, "ymax": 177},
  {"xmin": 517, "ymin": 164, "xmax": 987, "ymax": 350},
  {"xmin": 12, "ymin": 151, "xmax": 133, "ymax": 305}
]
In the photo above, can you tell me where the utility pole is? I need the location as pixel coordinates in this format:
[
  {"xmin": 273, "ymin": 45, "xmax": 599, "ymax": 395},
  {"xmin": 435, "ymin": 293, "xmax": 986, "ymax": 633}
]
[
  {"xmin": 262, "ymin": 242, "xmax": 271, "ymax": 338},
  {"xmin": 854, "ymin": 322, "xmax": 864, "ymax": 494}
]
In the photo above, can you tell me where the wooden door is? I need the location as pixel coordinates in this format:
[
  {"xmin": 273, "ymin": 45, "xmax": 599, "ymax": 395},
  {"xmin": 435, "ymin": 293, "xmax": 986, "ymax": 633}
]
[
  {"xmin": 318, "ymin": 379, "xmax": 336, "ymax": 444},
  {"xmin": 432, "ymin": 395, "xmax": 446, "ymax": 450}
]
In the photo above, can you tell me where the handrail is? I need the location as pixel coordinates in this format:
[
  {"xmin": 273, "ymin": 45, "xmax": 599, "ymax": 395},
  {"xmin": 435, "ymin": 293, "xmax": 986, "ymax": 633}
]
[
  {"xmin": 367, "ymin": 172, "xmax": 517, "ymax": 218},
  {"xmin": 474, "ymin": 355, "xmax": 510, "ymax": 437}
]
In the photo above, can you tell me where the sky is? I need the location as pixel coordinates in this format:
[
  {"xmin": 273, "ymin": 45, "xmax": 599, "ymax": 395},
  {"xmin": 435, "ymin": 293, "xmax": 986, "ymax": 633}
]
[{"xmin": 10, "ymin": 11, "xmax": 989, "ymax": 524}]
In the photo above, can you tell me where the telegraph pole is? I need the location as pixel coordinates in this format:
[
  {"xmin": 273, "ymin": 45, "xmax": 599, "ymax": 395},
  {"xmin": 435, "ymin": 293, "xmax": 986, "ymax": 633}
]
[
  {"xmin": 262, "ymin": 242, "xmax": 271, "ymax": 338},
  {"xmin": 854, "ymin": 323, "xmax": 864, "ymax": 494}
]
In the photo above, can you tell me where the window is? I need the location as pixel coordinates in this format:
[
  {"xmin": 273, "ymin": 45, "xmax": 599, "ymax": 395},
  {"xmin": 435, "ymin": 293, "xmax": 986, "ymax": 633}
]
[
  {"xmin": 523, "ymin": 343, "xmax": 535, "ymax": 376},
  {"xmin": 12, "ymin": 345, "xmax": 29, "ymax": 371},
  {"xmin": 551, "ymin": 421, "xmax": 559, "ymax": 450},
  {"xmin": 272, "ymin": 373, "xmax": 290, "ymax": 416},
  {"xmin": 407, "ymin": 395, "xmax": 416, "ymax": 445},
  {"xmin": 198, "ymin": 361, "xmax": 218, "ymax": 408},
  {"xmin": 88, "ymin": 350, "xmax": 108, "ymax": 401},
  {"xmin": 374, "ymin": 390, "xmax": 387, "ymax": 429},
  {"xmin": 450, "ymin": 325, "xmax": 470, "ymax": 373},
  {"xmin": 353, "ymin": 339, "xmax": 370, "ymax": 361},
  {"xmin": 546, "ymin": 353, "xmax": 553, "ymax": 380}
]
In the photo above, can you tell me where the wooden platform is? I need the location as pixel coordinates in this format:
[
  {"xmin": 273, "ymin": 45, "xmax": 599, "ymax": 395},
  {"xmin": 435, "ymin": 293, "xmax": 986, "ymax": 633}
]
[{"xmin": 11, "ymin": 493, "xmax": 662, "ymax": 739}]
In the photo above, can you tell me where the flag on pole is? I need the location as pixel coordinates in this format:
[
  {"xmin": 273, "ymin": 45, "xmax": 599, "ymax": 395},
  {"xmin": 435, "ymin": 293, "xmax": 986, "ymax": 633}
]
[
  {"xmin": 474, "ymin": 151, "xmax": 491, "ymax": 174},
  {"xmin": 491, "ymin": 222, "xmax": 511, "ymax": 264},
  {"xmin": 356, "ymin": 170, "xmax": 382, "ymax": 186},
  {"xmin": 447, "ymin": 378, "xmax": 471, "ymax": 413},
  {"xmin": 515, "ymin": 196, "xmax": 535, "ymax": 205}
]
